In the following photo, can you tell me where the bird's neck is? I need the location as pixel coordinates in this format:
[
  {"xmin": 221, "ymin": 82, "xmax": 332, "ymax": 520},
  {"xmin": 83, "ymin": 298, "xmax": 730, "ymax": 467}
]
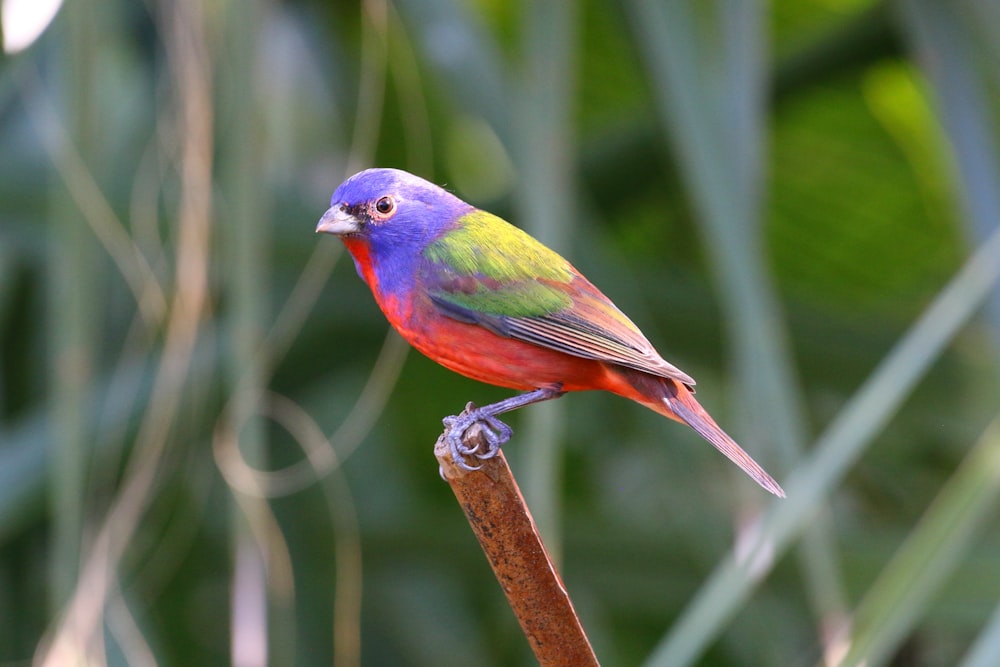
[{"xmin": 341, "ymin": 235, "xmax": 417, "ymax": 326}]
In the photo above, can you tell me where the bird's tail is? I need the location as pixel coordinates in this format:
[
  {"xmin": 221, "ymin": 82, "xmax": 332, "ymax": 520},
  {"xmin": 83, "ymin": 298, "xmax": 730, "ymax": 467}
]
[{"xmin": 622, "ymin": 371, "xmax": 785, "ymax": 497}]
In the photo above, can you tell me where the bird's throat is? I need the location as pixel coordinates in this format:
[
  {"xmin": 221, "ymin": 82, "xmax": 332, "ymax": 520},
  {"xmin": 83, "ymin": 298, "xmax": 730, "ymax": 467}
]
[{"xmin": 341, "ymin": 237, "xmax": 380, "ymax": 293}]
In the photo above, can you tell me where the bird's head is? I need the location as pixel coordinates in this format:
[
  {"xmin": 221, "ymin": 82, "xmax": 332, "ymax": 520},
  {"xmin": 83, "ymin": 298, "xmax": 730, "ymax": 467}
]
[{"xmin": 317, "ymin": 168, "xmax": 471, "ymax": 252}]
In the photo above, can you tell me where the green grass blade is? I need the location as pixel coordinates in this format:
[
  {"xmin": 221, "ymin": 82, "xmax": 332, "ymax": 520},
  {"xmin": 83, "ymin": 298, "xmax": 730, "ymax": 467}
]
[
  {"xmin": 513, "ymin": 0, "xmax": 577, "ymax": 562},
  {"xmin": 959, "ymin": 598, "xmax": 1000, "ymax": 667},
  {"xmin": 217, "ymin": 0, "xmax": 274, "ymax": 662},
  {"xmin": 898, "ymin": 0, "xmax": 1000, "ymax": 329},
  {"xmin": 394, "ymin": 0, "xmax": 510, "ymax": 143},
  {"xmin": 626, "ymin": 0, "xmax": 848, "ymax": 655},
  {"xmin": 645, "ymin": 223, "xmax": 1000, "ymax": 666},
  {"xmin": 834, "ymin": 416, "xmax": 1000, "ymax": 667},
  {"xmin": 46, "ymin": 0, "xmax": 103, "ymax": 612}
]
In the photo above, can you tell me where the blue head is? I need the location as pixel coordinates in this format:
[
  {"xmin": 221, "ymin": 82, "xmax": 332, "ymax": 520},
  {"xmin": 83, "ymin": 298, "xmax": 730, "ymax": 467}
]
[
  {"xmin": 318, "ymin": 168, "xmax": 470, "ymax": 247},
  {"xmin": 317, "ymin": 168, "xmax": 473, "ymax": 295}
]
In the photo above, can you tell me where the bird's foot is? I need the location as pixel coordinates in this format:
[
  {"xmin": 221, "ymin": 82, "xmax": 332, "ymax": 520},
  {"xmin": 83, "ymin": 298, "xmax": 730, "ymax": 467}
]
[{"xmin": 442, "ymin": 402, "xmax": 513, "ymax": 471}]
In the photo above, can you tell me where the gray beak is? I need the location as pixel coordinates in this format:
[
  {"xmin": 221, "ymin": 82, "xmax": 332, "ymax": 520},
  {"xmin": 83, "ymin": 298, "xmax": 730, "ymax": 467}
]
[{"xmin": 316, "ymin": 205, "xmax": 361, "ymax": 235}]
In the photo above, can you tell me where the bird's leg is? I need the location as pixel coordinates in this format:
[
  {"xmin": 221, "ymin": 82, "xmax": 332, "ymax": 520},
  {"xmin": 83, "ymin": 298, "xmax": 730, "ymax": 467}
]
[{"xmin": 442, "ymin": 385, "xmax": 564, "ymax": 471}]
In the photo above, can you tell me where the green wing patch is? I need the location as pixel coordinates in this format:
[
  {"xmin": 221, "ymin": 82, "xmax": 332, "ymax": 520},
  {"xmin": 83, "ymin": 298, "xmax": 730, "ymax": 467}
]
[
  {"xmin": 424, "ymin": 210, "xmax": 573, "ymax": 284},
  {"xmin": 432, "ymin": 279, "xmax": 572, "ymax": 318},
  {"xmin": 423, "ymin": 209, "xmax": 575, "ymax": 318}
]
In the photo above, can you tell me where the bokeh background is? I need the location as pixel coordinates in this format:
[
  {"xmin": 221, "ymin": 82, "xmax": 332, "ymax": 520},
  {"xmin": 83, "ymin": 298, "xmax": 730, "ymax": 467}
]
[{"xmin": 2, "ymin": 0, "xmax": 1000, "ymax": 665}]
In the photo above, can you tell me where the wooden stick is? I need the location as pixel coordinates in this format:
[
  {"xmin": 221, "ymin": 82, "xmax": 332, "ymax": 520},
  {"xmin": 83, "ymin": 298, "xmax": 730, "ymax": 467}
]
[{"xmin": 435, "ymin": 423, "xmax": 600, "ymax": 667}]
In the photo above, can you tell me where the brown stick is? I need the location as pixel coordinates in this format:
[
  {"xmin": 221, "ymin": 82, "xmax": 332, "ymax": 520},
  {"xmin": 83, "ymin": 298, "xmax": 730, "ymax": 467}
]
[{"xmin": 435, "ymin": 424, "xmax": 600, "ymax": 667}]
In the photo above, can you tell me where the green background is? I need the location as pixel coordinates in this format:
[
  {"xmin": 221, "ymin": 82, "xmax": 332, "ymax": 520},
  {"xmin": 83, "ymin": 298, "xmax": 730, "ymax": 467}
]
[{"xmin": 2, "ymin": 1, "xmax": 1000, "ymax": 665}]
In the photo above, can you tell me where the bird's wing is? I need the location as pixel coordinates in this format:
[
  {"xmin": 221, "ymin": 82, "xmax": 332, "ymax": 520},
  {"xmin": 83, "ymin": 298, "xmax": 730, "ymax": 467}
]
[{"xmin": 421, "ymin": 210, "xmax": 696, "ymax": 386}]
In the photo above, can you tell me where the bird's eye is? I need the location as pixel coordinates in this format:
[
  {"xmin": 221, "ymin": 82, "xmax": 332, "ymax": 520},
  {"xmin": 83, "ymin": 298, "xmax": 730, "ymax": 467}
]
[{"xmin": 374, "ymin": 196, "xmax": 395, "ymax": 216}]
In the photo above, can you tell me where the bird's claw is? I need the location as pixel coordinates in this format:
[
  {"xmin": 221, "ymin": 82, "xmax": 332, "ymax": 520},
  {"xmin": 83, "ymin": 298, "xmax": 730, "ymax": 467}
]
[{"xmin": 442, "ymin": 402, "xmax": 513, "ymax": 471}]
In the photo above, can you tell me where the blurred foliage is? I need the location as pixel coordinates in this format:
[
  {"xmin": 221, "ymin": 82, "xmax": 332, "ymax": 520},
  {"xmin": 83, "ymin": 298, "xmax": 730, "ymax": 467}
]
[{"xmin": 1, "ymin": 0, "xmax": 1000, "ymax": 666}]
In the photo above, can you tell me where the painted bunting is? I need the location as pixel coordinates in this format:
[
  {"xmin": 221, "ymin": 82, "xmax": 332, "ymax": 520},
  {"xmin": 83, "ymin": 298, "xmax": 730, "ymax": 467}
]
[{"xmin": 317, "ymin": 168, "xmax": 784, "ymax": 497}]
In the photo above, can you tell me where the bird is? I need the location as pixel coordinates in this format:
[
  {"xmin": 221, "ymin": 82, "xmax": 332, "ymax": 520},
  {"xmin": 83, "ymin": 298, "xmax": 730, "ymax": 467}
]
[{"xmin": 316, "ymin": 168, "xmax": 784, "ymax": 497}]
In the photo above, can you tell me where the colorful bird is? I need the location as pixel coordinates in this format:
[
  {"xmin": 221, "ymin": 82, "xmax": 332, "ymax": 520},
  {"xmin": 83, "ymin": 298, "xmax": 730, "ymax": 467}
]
[{"xmin": 317, "ymin": 168, "xmax": 784, "ymax": 497}]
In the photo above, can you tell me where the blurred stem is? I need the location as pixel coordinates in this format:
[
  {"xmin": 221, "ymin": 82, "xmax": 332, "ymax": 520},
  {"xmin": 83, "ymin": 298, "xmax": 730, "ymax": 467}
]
[
  {"xmin": 394, "ymin": 0, "xmax": 511, "ymax": 145},
  {"xmin": 959, "ymin": 595, "xmax": 1000, "ymax": 667},
  {"xmin": 897, "ymin": 0, "xmax": 1000, "ymax": 348},
  {"xmin": 386, "ymin": 2, "xmax": 434, "ymax": 178},
  {"xmin": 347, "ymin": 0, "xmax": 389, "ymax": 175},
  {"xmin": 217, "ymin": 0, "xmax": 274, "ymax": 664},
  {"xmin": 47, "ymin": 0, "xmax": 100, "ymax": 614},
  {"xmin": 323, "ymin": 449, "xmax": 363, "ymax": 667},
  {"xmin": 833, "ymin": 416, "xmax": 1000, "ymax": 667},
  {"xmin": 514, "ymin": 0, "xmax": 577, "ymax": 561},
  {"xmin": 36, "ymin": 0, "xmax": 216, "ymax": 660},
  {"xmin": 627, "ymin": 0, "xmax": 847, "ymax": 648},
  {"xmin": 645, "ymin": 222, "xmax": 1000, "ymax": 667}
]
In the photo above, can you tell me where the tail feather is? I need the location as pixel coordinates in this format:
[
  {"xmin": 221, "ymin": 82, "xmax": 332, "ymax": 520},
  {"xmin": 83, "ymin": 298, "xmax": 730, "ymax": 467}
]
[
  {"xmin": 664, "ymin": 390, "xmax": 785, "ymax": 497},
  {"xmin": 608, "ymin": 367, "xmax": 785, "ymax": 497}
]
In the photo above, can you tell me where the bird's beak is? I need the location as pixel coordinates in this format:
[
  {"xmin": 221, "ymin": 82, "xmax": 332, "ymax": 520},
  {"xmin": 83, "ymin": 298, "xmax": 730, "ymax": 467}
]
[{"xmin": 316, "ymin": 205, "xmax": 361, "ymax": 236}]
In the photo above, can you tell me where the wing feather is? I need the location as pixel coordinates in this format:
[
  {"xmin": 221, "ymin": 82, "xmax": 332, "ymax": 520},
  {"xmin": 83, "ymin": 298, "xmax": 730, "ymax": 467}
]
[
  {"xmin": 501, "ymin": 310, "xmax": 695, "ymax": 385},
  {"xmin": 422, "ymin": 209, "xmax": 695, "ymax": 386}
]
